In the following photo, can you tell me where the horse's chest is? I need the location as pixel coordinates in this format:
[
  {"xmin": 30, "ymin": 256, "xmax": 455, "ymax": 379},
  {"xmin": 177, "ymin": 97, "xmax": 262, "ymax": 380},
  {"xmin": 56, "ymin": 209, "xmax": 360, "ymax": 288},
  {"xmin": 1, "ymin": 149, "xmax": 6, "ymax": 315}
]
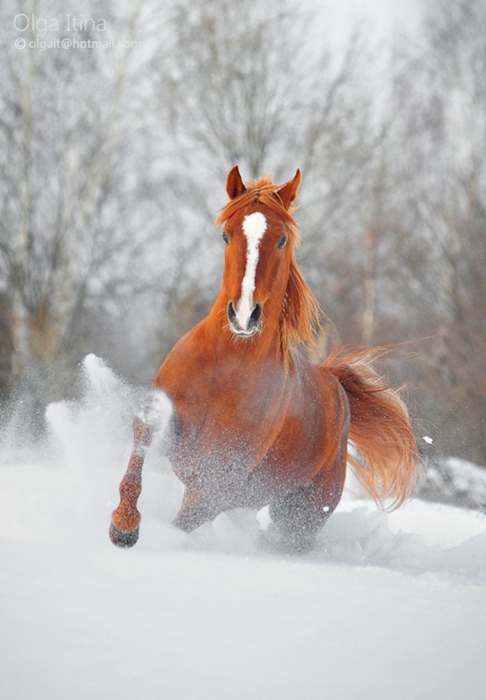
[
  {"xmin": 168, "ymin": 367, "xmax": 325, "ymax": 493},
  {"xmin": 174, "ymin": 386, "xmax": 280, "ymax": 455}
]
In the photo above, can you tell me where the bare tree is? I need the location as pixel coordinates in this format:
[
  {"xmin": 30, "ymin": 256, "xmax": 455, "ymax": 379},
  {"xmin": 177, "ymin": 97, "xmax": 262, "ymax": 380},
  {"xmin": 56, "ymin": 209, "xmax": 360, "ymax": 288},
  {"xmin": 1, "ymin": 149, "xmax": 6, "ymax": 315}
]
[
  {"xmin": 150, "ymin": 0, "xmax": 389, "ymax": 355},
  {"xmin": 0, "ymin": 0, "xmax": 169, "ymax": 380},
  {"xmin": 385, "ymin": 0, "xmax": 486, "ymax": 462}
]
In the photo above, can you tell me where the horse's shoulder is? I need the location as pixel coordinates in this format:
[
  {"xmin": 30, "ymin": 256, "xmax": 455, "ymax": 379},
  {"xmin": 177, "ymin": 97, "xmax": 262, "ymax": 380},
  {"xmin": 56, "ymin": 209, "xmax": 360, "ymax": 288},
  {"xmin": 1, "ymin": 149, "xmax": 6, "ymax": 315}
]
[
  {"xmin": 154, "ymin": 320, "xmax": 223, "ymax": 401},
  {"xmin": 153, "ymin": 325, "xmax": 204, "ymax": 382}
]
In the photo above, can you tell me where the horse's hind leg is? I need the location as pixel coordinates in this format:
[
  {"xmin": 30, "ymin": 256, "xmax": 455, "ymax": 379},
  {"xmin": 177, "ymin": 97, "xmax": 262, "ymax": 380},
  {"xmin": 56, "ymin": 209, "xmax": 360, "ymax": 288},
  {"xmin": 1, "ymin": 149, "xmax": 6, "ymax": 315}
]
[
  {"xmin": 109, "ymin": 418, "xmax": 151, "ymax": 548},
  {"xmin": 268, "ymin": 453, "xmax": 347, "ymax": 553}
]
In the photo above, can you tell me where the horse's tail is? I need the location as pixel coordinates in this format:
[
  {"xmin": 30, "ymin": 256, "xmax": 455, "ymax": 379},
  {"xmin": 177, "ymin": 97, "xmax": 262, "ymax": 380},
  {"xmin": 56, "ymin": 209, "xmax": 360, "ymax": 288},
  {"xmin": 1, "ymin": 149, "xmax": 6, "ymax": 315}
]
[{"xmin": 320, "ymin": 347, "xmax": 420, "ymax": 509}]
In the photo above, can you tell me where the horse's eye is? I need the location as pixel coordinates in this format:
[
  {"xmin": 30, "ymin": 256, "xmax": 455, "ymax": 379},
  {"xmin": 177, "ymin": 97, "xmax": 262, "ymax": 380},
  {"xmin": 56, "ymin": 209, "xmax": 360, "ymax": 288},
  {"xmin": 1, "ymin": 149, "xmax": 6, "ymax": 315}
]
[
  {"xmin": 277, "ymin": 235, "xmax": 287, "ymax": 249},
  {"xmin": 222, "ymin": 232, "xmax": 229, "ymax": 245}
]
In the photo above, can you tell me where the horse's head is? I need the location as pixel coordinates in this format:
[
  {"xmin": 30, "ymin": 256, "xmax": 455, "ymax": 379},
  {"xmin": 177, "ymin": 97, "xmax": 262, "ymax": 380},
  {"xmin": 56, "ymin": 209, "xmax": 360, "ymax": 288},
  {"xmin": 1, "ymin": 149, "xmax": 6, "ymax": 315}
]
[{"xmin": 216, "ymin": 166, "xmax": 302, "ymax": 339}]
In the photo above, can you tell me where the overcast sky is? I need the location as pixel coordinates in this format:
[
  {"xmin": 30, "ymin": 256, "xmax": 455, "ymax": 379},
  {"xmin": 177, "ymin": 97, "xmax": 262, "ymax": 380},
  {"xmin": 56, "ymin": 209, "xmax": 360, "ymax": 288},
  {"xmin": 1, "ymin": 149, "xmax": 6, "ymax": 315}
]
[{"xmin": 308, "ymin": 0, "xmax": 425, "ymax": 49}]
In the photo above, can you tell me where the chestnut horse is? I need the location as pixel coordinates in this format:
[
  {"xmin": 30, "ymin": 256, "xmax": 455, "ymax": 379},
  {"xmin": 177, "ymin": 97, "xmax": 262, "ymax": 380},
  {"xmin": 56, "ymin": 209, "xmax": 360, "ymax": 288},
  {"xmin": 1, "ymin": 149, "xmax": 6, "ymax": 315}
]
[{"xmin": 110, "ymin": 166, "xmax": 419, "ymax": 552}]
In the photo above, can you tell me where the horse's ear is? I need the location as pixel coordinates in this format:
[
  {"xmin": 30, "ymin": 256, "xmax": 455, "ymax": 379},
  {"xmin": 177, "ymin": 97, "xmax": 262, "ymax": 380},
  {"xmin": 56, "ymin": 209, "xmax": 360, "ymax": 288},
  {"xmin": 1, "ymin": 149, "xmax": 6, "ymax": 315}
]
[
  {"xmin": 226, "ymin": 165, "xmax": 247, "ymax": 200},
  {"xmin": 277, "ymin": 169, "xmax": 302, "ymax": 210}
]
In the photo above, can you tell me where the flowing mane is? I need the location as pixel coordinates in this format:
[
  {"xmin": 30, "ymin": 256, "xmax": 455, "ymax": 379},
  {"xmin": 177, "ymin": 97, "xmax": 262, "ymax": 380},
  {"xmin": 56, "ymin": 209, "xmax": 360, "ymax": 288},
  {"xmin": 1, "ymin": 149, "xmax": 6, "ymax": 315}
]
[{"xmin": 215, "ymin": 175, "xmax": 321, "ymax": 357}]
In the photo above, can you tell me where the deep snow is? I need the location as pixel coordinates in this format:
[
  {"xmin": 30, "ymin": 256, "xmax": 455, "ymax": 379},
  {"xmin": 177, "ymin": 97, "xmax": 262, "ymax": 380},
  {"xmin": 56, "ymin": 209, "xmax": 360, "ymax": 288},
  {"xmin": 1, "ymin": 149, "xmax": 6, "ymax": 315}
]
[{"xmin": 1, "ymin": 355, "xmax": 486, "ymax": 700}]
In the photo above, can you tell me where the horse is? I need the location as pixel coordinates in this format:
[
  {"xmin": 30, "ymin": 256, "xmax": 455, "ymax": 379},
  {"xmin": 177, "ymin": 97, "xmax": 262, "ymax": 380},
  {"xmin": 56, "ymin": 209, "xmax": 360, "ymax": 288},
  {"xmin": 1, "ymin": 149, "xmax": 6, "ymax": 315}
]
[{"xmin": 109, "ymin": 166, "xmax": 419, "ymax": 552}]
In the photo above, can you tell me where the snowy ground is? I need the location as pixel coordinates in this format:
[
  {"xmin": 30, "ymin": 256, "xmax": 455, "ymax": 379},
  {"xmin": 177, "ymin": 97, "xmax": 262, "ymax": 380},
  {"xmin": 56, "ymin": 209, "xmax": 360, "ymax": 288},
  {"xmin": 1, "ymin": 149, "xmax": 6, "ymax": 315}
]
[{"xmin": 1, "ymin": 356, "xmax": 486, "ymax": 700}]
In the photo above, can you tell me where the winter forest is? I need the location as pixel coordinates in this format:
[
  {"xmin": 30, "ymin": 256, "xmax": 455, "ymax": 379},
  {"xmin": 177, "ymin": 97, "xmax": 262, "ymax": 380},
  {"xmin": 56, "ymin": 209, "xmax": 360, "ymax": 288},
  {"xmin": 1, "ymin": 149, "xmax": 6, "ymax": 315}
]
[{"xmin": 0, "ymin": 0, "xmax": 485, "ymax": 467}]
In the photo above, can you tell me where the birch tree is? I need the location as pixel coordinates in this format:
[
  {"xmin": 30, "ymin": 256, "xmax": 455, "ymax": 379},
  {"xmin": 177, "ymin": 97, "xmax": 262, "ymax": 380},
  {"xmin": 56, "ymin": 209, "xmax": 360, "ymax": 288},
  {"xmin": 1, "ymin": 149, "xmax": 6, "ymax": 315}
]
[
  {"xmin": 387, "ymin": 0, "xmax": 486, "ymax": 462},
  {"xmin": 0, "ymin": 0, "xmax": 166, "ymax": 379}
]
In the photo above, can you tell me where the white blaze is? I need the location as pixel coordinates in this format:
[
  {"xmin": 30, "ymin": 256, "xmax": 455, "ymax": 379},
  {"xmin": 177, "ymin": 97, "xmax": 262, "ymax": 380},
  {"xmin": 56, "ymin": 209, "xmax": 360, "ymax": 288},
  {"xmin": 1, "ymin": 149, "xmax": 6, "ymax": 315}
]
[{"xmin": 236, "ymin": 212, "xmax": 267, "ymax": 329}]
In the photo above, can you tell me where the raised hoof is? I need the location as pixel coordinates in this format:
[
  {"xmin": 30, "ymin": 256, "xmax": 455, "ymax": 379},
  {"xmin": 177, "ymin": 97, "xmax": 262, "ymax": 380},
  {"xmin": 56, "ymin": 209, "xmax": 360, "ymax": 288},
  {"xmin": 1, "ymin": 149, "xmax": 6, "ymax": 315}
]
[{"xmin": 109, "ymin": 522, "xmax": 140, "ymax": 548}]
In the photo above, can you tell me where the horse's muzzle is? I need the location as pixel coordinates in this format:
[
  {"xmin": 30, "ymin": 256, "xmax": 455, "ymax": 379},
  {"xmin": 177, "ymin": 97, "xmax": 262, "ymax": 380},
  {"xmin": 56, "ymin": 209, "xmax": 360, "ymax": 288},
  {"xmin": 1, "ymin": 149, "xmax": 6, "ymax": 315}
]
[{"xmin": 228, "ymin": 301, "xmax": 262, "ymax": 337}]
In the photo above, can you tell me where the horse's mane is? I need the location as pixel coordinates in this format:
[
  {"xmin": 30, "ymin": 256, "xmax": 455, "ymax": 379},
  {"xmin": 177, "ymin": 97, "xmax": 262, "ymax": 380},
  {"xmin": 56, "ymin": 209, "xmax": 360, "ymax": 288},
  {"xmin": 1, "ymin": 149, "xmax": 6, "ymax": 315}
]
[{"xmin": 215, "ymin": 176, "xmax": 321, "ymax": 357}]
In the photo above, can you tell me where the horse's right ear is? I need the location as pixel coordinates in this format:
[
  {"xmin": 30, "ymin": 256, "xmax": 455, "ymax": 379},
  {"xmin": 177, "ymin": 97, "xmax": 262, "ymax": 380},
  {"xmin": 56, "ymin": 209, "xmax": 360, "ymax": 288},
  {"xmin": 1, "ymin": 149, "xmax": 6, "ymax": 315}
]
[
  {"xmin": 226, "ymin": 165, "xmax": 247, "ymax": 200},
  {"xmin": 277, "ymin": 169, "xmax": 302, "ymax": 210}
]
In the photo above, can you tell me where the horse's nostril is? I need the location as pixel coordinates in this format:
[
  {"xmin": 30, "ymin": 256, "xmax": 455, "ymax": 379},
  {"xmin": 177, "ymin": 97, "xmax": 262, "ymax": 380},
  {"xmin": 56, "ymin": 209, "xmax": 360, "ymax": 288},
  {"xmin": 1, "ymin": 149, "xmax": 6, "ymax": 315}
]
[
  {"xmin": 250, "ymin": 303, "xmax": 262, "ymax": 326},
  {"xmin": 228, "ymin": 301, "xmax": 237, "ymax": 324}
]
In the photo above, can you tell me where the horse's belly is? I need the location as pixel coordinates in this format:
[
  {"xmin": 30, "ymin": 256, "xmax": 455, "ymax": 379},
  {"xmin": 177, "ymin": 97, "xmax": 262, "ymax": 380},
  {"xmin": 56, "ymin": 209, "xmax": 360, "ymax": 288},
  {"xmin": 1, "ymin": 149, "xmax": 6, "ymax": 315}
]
[
  {"xmin": 249, "ymin": 427, "xmax": 327, "ymax": 492},
  {"xmin": 168, "ymin": 414, "xmax": 331, "ymax": 510}
]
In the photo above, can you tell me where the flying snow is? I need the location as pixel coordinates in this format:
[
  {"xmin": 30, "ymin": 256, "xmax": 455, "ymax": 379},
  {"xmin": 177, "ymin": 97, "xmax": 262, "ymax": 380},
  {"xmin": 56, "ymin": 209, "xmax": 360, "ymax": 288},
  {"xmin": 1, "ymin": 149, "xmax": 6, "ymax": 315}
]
[{"xmin": 1, "ymin": 355, "xmax": 486, "ymax": 700}]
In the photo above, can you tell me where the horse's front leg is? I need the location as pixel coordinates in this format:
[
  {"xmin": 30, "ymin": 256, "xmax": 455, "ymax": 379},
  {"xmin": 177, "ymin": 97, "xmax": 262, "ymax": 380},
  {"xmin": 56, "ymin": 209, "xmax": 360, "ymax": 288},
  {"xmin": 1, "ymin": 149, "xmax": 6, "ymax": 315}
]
[
  {"xmin": 172, "ymin": 486, "xmax": 222, "ymax": 532},
  {"xmin": 110, "ymin": 417, "xmax": 152, "ymax": 548}
]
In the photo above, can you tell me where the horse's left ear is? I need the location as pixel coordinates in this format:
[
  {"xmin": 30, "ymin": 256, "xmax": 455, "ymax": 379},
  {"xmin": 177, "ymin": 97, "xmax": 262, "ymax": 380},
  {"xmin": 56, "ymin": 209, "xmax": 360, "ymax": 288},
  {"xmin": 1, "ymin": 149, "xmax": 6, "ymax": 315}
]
[
  {"xmin": 226, "ymin": 165, "xmax": 247, "ymax": 200},
  {"xmin": 277, "ymin": 169, "xmax": 302, "ymax": 210}
]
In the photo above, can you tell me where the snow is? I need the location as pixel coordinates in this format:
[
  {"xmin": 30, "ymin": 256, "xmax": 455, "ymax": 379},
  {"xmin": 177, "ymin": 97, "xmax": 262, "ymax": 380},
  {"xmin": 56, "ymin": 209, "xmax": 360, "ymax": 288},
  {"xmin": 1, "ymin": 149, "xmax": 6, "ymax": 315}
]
[
  {"xmin": 1, "ymin": 355, "xmax": 486, "ymax": 700},
  {"xmin": 422, "ymin": 457, "xmax": 486, "ymax": 511}
]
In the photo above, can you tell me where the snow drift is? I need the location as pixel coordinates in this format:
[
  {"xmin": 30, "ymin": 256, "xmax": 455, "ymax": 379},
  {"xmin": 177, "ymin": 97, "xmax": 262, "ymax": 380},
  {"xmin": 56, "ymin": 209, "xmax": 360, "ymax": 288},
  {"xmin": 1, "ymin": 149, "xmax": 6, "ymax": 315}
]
[{"xmin": 1, "ymin": 355, "xmax": 485, "ymax": 700}]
